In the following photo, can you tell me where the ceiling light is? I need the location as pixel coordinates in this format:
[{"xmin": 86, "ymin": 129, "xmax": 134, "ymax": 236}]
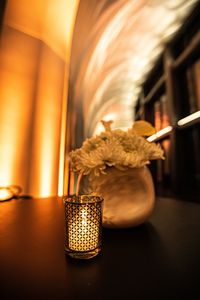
[
  {"xmin": 177, "ymin": 111, "xmax": 200, "ymax": 126},
  {"xmin": 147, "ymin": 126, "xmax": 173, "ymax": 142}
]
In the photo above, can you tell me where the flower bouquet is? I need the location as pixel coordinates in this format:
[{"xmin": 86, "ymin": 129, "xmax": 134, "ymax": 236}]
[{"xmin": 69, "ymin": 120, "xmax": 164, "ymax": 228}]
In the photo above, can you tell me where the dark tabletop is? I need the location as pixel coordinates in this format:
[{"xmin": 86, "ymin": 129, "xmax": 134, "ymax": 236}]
[{"xmin": 1, "ymin": 196, "xmax": 200, "ymax": 300}]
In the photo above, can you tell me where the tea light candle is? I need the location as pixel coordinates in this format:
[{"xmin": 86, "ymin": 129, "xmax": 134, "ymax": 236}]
[
  {"xmin": 0, "ymin": 187, "xmax": 13, "ymax": 201},
  {"xmin": 64, "ymin": 194, "xmax": 103, "ymax": 259},
  {"xmin": 0, "ymin": 185, "xmax": 21, "ymax": 201}
]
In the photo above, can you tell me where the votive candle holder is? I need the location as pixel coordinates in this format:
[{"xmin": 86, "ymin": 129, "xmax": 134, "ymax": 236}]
[{"xmin": 63, "ymin": 194, "xmax": 103, "ymax": 259}]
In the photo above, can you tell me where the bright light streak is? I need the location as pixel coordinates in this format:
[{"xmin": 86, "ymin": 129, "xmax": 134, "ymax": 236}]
[
  {"xmin": 58, "ymin": 67, "xmax": 68, "ymax": 197},
  {"xmin": 177, "ymin": 111, "xmax": 200, "ymax": 126},
  {"xmin": 147, "ymin": 126, "xmax": 173, "ymax": 142},
  {"xmin": 77, "ymin": 0, "xmax": 196, "ymax": 138}
]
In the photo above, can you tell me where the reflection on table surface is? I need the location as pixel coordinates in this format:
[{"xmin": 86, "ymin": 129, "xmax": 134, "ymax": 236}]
[{"xmin": 1, "ymin": 196, "xmax": 200, "ymax": 300}]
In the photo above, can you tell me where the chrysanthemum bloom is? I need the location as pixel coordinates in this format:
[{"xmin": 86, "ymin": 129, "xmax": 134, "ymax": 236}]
[{"xmin": 69, "ymin": 120, "xmax": 164, "ymax": 194}]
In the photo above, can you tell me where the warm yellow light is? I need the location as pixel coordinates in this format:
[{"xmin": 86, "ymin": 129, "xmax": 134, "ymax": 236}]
[
  {"xmin": 0, "ymin": 27, "xmax": 39, "ymax": 188},
  {"xmin": 28, "ymin": 45, "xmax": 65, "ymax": 198},
  {"xmin": 0, "ymin": 185, "xmax": 22, "ymax": 201},
  {"xmin": 0, "ymin": 0, "xmax": 80, "ymax": 197},
  {"xmin": 58, "ymin": 67, "xmax": 69, "ymax": 197},
  {"xmin": 81, "ymin": 208, "xmax": 88, "ymax": 232},
  {"xmin": 0, "ymin": 188, "xmax": 13, "ymax": 201},
  {"xmin": 64, "ymin": 195, "xmax": 103, "ymax": 259},
  {"xmin": 4, "ymin": 0, "xmax": 80, "ymax": 61}
]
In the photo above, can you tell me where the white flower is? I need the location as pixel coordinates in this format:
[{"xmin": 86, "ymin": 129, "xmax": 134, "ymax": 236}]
[{"xmin": 69, "ymin": 120, "xmax": 164, "ymax": 177}]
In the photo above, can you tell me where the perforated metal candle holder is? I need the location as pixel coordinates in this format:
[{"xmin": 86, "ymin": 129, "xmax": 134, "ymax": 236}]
[{"xmin": 64, "ymin": 194, "xmax": 103, "ymax": 259}]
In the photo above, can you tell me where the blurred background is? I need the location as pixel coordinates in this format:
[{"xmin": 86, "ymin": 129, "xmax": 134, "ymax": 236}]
[{"xmin": 0, "ymin": 0, "xmax": 200, "ymax": 200}]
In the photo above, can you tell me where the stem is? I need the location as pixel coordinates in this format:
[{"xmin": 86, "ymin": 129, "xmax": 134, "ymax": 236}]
[{"xmin": 76, "ymin": 172, "xmax": 83, "ymax": 196}]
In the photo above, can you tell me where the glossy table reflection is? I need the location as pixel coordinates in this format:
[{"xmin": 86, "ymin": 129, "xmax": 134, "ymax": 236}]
[{"xmin": 1, "ymin": 196, "xmax": 200, "ymax": 300}]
